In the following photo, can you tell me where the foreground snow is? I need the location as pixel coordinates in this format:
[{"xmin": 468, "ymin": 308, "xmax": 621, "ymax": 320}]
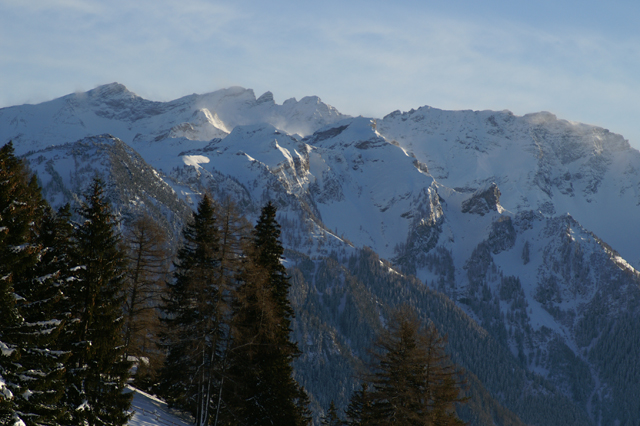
[{"xmin": 127, "ymin": 386, "xmax": 193, "ymax": 426}]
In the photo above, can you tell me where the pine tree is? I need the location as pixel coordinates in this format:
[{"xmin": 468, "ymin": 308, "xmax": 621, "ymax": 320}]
[
  {"xmin": 0, "ymin": 142, "xmax": 68, "ymax": 425},
  {"xmin": 228, "ymin": 201, "xmax": 311, "ymax": 426},
  {"xmin": 363, "ymin": 306, "xmax": 467, "ymax": 426},
  {"xmin": 62, "ymin": 178, "xmax": 132, "ymax": 426},
  {"xmin": 159, "ymin": 195, "xmax": 234, "ymax": 426}
]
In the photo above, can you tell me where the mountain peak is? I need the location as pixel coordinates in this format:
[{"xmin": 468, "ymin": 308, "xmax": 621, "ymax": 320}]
[
  {"xmin": 523, "ymin": 111, "xmax": 557, "ymax": 125},
  {"xmin": 257, "ymin": 91, "xmax": 275, "ymax": 105},
  {"xmin": 85, "ymin": 82, "xmax": 137, "ymax": 100},
  {"xmin": 299, "ymin": 95, "xmax": 322, "ymax": 105}
]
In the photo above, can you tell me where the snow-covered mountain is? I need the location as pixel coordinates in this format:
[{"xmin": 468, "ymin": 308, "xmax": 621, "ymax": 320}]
[
  {"xmin": 378, "ymin": 107, "xmax": 640, "ymax": 268},
  {"xmin": 2, "ymin": 84, "xmax": 639, "ymax": 426},
  {"xmin": 0, "ymin": 83, "xmax": 346, "ymax": 154}
]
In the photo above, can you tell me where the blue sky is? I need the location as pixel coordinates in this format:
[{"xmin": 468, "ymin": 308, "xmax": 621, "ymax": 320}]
[{"xmin": 2, "ymin": 0, "xmax": 639, "ymax": 148}]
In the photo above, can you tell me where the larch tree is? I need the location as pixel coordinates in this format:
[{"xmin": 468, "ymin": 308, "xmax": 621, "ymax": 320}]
[
  {"xmin": 62, "ymin": 178, "xmax": 132, "ymax": 426},
  {"xmin": 123, "ymin": 213, "xmax": 170, "ymax": 388},
  {"xmin": 363, "ymin": 306, "xmax": 467, "ymax": 426},
  {"xmin": 226, "ymin": 231, "xmax": 278, "ymax": 424},
  {"xmin": 209, "ymin": 198, "xmax": 255, "ymax": 425}
]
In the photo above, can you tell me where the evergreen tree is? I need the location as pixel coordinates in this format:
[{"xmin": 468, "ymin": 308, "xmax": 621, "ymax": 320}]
[
  {"xmin": 35, "ymin": 204, "xmax": 75, "ymax": 338},
  {"xmin": 159, "ymin": 195, "xmax": 234, "ymax": 426},
  {"xmin": 13, "ymin": 208, "xmax": 71, "ymax": 426},
  {"xmin": 320, "ymin": 401, "xmax": 344, "ymax": 426},
  {"xmin": 62, "ymin": 178, "xmax": 132, "ymax": 426},
  {"xmin": 344, "ymin": 384, "xmax": 372, "ymax": 426},
  {"xmin": 253, "ymin": 202, "xmax": 295, "ymax": 334},
  {"xmin": 0, "ymin": 142, "xmax": 68, "ymax": 425},
  {"xmin": 228, "ymin": 201, "xmax": 311, "ymax": 426},
  {"xmin": 0, "ymin": 142, "xmax": 25, "ymax": 425},
  {"xmin": 363, "ymin": 306, "xmax": 467, "ymax": 426},
  {"xmin": 0, "ymin": 241, "xmax": 21, "ymax": 425},
  {"xmin": 34, "ymin": 204, "xmax": 76, "ymax": 421}
]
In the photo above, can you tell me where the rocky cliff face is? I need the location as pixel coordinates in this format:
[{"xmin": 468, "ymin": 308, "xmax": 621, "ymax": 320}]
[{"xmin": 3, "ymin": 84, "xmax": 640, "ymax": 425}]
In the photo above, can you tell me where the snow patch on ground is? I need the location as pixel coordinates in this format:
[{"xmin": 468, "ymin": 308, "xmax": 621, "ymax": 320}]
[
  {"xmin": 181, "ymin": 155, "xmax": 210, "ymax": 169},
  {"xmin": 127, "ymin": 386, "xmax": 193, "ymax": 426}
]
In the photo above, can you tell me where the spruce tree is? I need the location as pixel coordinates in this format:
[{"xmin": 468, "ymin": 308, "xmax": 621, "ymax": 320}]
[
  {"xmin": 62, "ymin": 178, "xmax": 132, "ymax": 426},
  {"xmin": 0, "ymin": 142, "xmax": 68, "ymax": 425},
  {"xmin": 0, "ymin": 236, "xmax": 22, "ymax": 425},
  {"xmin": 320, "ymin": 401, "xmax": 344, "ymax": 426},
  {"xmin": 0, "ymin": 142, "xmax": 25, "ymax": 425},
  {"xmin": 228, "ymin": 201, "xmax": 310, "ymax": 426},
  {"xmin": 13, "ymin": 207, "xmax": 71, "ymax": 426},
  {"xmin": 35, "ymin": 204, "xmax": 74, "ymax": 326},
  {"xmin": 159, "ymin": 195, "xmax": 233, "ymax": 426},
  {"xmin": 344, "ymin": 384, "xmax": 372, "ymax": 426},
  {"xmin": 253, "ymin": 202, "xmax": 295, "ymax": 333}
]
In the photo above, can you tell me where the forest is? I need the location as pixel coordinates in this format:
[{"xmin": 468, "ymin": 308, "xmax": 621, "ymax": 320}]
[{"xmin": 0, "ymin": 139, "xmax": 468, "ymax": 426}]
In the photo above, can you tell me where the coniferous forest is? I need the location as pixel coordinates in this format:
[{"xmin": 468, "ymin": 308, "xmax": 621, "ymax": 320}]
[{"xmin": 0, "ymin": 140, "xmax": 469, "ymax": 426}]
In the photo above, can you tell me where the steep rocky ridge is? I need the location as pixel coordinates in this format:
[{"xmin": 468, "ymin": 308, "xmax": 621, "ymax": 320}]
[{"xmin": 377, "ymin": 107, "xmax": 640, "ymax": 267}]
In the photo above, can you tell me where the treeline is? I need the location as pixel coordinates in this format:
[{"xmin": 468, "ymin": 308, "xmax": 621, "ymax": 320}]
[{"xmin": 0, "ymin": 140, "xmax": 468, "ymax": 426}]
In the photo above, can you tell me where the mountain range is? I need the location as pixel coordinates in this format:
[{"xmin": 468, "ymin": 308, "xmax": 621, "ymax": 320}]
[{"xmin": 2, "ymin": 83, "xmax": 639, "ymax": 426}]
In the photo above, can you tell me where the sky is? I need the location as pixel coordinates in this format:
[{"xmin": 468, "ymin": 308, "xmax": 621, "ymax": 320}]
[{"xmin": 1, "ymin": 0, "xmax": 639, "ymax": 148}]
